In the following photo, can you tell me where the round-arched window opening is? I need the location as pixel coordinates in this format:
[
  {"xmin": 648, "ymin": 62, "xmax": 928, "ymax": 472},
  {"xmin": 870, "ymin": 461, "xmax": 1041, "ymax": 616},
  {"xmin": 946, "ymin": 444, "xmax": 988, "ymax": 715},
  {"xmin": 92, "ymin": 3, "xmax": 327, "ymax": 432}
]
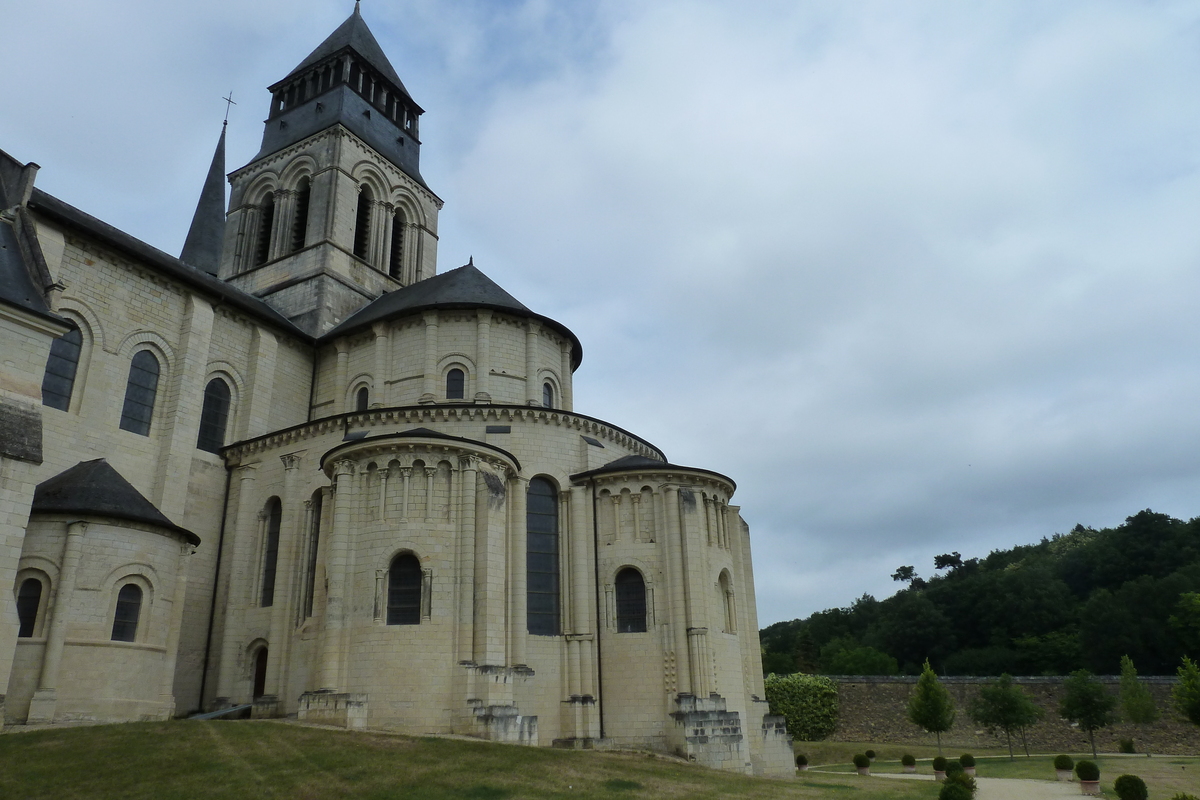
[{"xmin": 446, "ymin": 368, "xmax": 465, "ymax": 400}]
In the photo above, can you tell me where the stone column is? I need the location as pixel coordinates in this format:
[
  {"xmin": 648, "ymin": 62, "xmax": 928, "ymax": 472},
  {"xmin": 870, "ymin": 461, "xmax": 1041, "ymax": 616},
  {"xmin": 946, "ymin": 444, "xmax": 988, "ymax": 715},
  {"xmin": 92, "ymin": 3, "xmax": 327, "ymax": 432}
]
[
  {"xmin": 525, "ymin": 322, "xmax": 540, "ymax": 405},
  {"xmin": 455, "ymin": 456, "xmax": 478, "ymax": 663},
  {"xmin": 472, "ymin": 464, "xmax": 507, "ymax": 666},
  {"xmin": 663, "ymin": 485, "xmax": 691, "ymax": 695},
  {"xmin": 420, "ymin": 311, "xmax": 438, "ymax": 402},
  {"xmin": 243, "ymin": 328, "xmax": 277, "ymax": 439},
  {"xmin": 216, "ymin": 465, "xmax": 258, "ymax": 702},
  {"xmin": 475, "ymin": 310, "xmax": 492, "ymax": 401},
  {"xmin": 158, "ymin": 540, "xmax": 194, "ymax": 715},
  {"xmin": 560, "ymin": 342, "xmax": 573, "ymax": 412},
  {"xmin": 335, "ymin": 343, "xmax": 350, "ymax": 413},
  {"xmin": 265, "ymin": 452, "xmax": 304, "ymax": 707},
  {"xmin": 372, "ymin": 322, "xmax": 389, "ymax": 408},
  {"xmin": 27, "ymin": 520, "xmax": 86, "ymax": 722},
  {"xmin": 568, "ymin": 487, "xmax": 591, "ymax": 637},
  {"xmin": 269, "ymin": 189, "xmax": 294, "ymax": 262},
  {"xmin": 320, "ymin": 459, "xmax": 356, "ymax": 690},
  {"xmin": 509, "ymin": 475, "xmax": 528, "ymax": 666}
]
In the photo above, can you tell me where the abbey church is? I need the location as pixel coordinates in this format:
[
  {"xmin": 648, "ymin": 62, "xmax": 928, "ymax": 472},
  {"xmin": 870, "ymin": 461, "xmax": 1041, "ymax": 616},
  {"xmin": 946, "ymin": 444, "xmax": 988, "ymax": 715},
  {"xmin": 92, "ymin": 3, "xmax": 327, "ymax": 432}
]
[{"xmin": 0, "ymin": 6, "xmax": 791, "ymax": 776}]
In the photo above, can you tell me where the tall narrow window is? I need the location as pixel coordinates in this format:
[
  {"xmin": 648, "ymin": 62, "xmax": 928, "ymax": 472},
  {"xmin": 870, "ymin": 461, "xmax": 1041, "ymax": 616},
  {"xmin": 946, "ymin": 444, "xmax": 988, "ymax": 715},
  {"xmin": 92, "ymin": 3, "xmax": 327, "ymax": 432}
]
[
  {"xmin": 254, "ymin": 193, "xmax": 275, "ymax": 266},
  {"xmin": 353, "ymin": 185, "xmax": 372, "ymax": 261},
  {"xmin": 615, "ymin": 568, "xmax": 647, "ymax": 633},
  {"xmin": 388, "ymin": 210, "xmax": 405, "ymax": 279},
  {"xmin": 446, "ymin": 369, "xmax": 465, "ymax": 400},
  {"xmin": 387, "ymin": 553, "xmax": 422, "ymax": 625},
  {"xmin": 119, "ymin": 350, "xmax": 159, "ymax": 435},
  {"xmin": 303, "ymin": 491, "xmax": 322, "ymax": 618},
  {"xmin": 542, "ymin": 382, "xmax": 554, "ymax": 409},
  {"xmin": 253, "ymin": 647, "xmax": 268, "ymax": 698},
  {"xmin": 355, "ymin": 386, "xmax": 369, "ymax": 412},
  {"xmin": 261, "ymin": 498, "xmax": 281, "ymax": 607},
  {"xmin": 291, "ymin": 178, "xmax": 310, "ymax": 252},
  {"xmin": 196, "ymin": 378, "xmax": 231, "ymax": 453},
  {"xmin": 42, "ymin": 324, "xmax": 82, "ymax": 411},
  {"xmin": 16, "ymin": 578, "xmax": 43, "ymax": 638},
  {"xmin": 111, "ymin": 583, "xmax": 143, "ymax": 642},
  {"xmin": 527, "ymin": 478, "xmax": 560, "ymax": 636},
  {"xmin": 719, "ymin": 571, "xmax": 736, "ymax": 633}
]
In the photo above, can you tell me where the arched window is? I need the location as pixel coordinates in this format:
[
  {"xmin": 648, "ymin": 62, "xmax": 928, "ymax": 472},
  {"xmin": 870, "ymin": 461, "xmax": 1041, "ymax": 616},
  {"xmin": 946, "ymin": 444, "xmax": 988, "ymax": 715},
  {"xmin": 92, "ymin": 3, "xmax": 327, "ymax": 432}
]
[
  {"xmin": 527, "ymin": 478, "xmax": 560, "ymax": 636},
  {"xmin": 446, "ymin": 368, "xmax": 465, "ymax": 400},
  {"xmin": 353, "ymin": 185, "xmax": 372, "ymax": 261},
  {"xmin": 355, "ymin": 386, "xmax": 369, "ymax": 412},
  {"xmin": 196, "ymin": 378, "xmax": 231, "ymax": 453},
  {"xmin": 719, "ymin": 571, "xmax": 736, "ymax": 633},
  {"xmin": 260, "ymin": 498, "xmax": 281, "ymax": 607},
  {"xmin": 16, "ymin": 577, "xmax": 43, "ymax": 638},
  {"xmin": 302, "ymin": 490, "xmax": 322, "ymax": 619},
  {"xmin": 542, "ymin": 381, "xmax": 554, "ymax": 409},
  {"xmin": 253, "ymin": 647, "xmax": 268, "ymax": 698},
  {"xmin": 254, "ymin": 193, "xmax": 275, "ymax": 266},
  {"xmin": 111, "ymin": 583, "xmax": 143, "ymax": 642},
  {"xmin": 119, "ymin": 350, "xmax": 160, "ymax": 435},
  {"xmin": 42, "ymin": 324, "xmax": 82, "ymax": 411},
  {"xmin": 387, "ymin": 553, "xmax": 422, "ymax": 625},
  {"xmin": 615, "ymin": 568, "xmax": 647, "ymax": 633},
  {"xmin": 388, "ymin": 209, "xmax": 405, "ymax": 279},
  {"xmin": 291, "ymin": 178, "xmax": 310, "ymax": 252}
]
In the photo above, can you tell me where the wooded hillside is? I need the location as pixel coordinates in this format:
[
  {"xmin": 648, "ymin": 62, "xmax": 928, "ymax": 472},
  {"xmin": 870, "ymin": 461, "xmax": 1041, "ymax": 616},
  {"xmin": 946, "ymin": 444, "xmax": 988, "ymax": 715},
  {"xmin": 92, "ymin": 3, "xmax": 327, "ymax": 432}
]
[{"xmin": 760, "ymin": 510, "xmax": 1200, "ymax": 676}]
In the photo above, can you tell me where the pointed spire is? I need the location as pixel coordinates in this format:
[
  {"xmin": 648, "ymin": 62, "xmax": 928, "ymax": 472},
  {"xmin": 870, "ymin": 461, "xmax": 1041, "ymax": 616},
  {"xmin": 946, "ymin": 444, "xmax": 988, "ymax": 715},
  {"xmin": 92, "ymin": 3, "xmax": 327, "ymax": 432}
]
[
  {"xmin": 283, "ymin": 3, "xmax": 410, "ymax": 98},
  {"xmin": 180, "ymin": 122, "xmax": 227, "ymax": 275}
]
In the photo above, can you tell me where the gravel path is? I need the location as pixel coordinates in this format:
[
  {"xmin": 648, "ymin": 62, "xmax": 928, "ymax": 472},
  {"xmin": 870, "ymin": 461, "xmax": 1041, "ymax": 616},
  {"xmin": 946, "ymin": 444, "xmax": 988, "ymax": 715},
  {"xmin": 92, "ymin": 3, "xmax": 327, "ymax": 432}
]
[{"xmin": 813, "ymin": 771, "xmax": 1083, "ymax": 800}]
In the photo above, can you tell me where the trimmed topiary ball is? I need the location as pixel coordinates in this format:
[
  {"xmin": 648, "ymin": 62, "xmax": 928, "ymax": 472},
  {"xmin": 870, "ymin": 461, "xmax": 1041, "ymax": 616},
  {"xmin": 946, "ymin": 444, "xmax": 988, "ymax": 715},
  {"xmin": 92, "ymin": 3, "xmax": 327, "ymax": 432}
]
[
  {"xmin": 795, "ymin": 754, "xmax": 808, "ymax": 767},
  {"xmin": 1114, "ymin": 774, "xmax": 1148, "ymax": 800},
  {"xmin": 1054, "ymin": 755, "xmax": 1074, "ymax": 771},
  {"xmin": 938, "ymin": 780, "xmax": 974, "ymax": 800},
  {"xmin": 853, "ymin": 753, "xmax": 870, "ymax": 769},
  {"xmin": 865, "ymin": 749, "xmax": 876, "ymax": 760},
  {"xmin": 901, "ymin": 754, "xmax": 917, "ymax": 767},
  {"xmin": 1075, "ymin": 760, "xmax": 1100, "ymax": 782},
  {"xmin": 933, "ymin": 756, "xmax": 948, "ymax": 772},
  {"xmin": 945, "ymin": 761, "xmax": 964, "ymax": 777},
  {"xmin": 959, "ymin": 753, "xmax": 975, "ymax": 767}
]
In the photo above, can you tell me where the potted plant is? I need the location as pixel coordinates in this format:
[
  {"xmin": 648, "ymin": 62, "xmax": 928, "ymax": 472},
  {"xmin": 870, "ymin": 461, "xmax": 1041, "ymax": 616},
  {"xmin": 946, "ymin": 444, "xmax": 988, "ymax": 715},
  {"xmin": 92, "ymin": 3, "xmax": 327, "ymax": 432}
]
[
  {"xmin": 853, "ymin": 753, "xmax": 870, "ymax": 776},
  {"xmin": 901, "ymin": 753, "xmax": 917, "ymax": 774},
  {"xmin": 865, "ymin": 749, "xmax": 876, "ymax": 762},
  {"xmin": 1114, "ymin": 774, "xmax": 1148, "ymax": 800},
  {"xmin": 795, "ymin": 754, "xmax": 808, "ymax": 771},
  {"xmin": 1054, "ymin": 754, "xmax": 1074, "ymax": 781},
  {"xmin": 932, "ymin": 756, "xmax": 948, "ymax": 781},
  {"xmin": 959, "ymin": 753, "xmax": 976, "ymax": 777},
  {"xmin": 1075, "ymin": 760, "xmax": 1100, "ymax": 796}
]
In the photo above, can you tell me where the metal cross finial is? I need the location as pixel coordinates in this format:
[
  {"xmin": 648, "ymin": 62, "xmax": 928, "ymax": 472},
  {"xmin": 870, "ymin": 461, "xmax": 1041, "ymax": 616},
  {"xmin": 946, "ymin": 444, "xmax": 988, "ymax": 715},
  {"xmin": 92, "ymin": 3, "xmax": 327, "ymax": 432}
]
[{"xmin": 222, "ymin": 91, "xmax": 237, "ymax": 123}]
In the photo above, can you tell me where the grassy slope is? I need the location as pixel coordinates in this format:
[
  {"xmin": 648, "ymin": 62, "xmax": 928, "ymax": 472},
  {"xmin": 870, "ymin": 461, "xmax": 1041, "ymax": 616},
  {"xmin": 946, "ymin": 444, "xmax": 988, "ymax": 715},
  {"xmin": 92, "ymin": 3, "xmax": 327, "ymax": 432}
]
[{"xmin": 0, "ymin": 721, "xmax": 941, "ymax": 800}]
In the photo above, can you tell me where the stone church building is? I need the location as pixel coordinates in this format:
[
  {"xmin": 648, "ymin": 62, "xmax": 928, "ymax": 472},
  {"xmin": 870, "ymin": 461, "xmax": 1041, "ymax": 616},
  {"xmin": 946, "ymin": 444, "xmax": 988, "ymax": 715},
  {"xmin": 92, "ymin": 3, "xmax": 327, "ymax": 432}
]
[{"xmin": 0, "ymin": 5, "xmax": 791, "ymax": 776}]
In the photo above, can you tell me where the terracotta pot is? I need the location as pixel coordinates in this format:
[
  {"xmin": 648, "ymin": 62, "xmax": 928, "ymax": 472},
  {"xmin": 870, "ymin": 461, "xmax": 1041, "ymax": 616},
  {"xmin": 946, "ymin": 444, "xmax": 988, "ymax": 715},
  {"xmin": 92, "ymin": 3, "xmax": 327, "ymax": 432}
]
[
  {"xmin": 934, "ymin": 770, "xmax": 946, "ymax": 781},
  {"xmin": 856, "ymin": 767, "xmax": 870, "ymax": 776},
  {"xmin": 797, "ymin": 764, "xmax": 808, "ymax": 771},
  {"xmin": 964, "ymin": 767, "xmax": 976, "ymax": 777},
  {"xmin": 1056, "ymin": 769, "xmax": 1073, "ymax": 781},
  {"xmin": 1080, "ymin": 779, "xmax": 1100, "ymax": 795},
  {"xmin": 903, "ymin": 765, "xmax": 916, "ymax": 773}
]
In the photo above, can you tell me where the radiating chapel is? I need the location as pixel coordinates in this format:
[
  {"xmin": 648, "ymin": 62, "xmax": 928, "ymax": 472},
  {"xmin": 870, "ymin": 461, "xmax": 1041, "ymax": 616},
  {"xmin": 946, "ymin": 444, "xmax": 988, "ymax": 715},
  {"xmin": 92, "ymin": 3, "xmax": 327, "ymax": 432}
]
[{"xmin": 0, "ymin": 5, "xmax": 791, "ymax": 775}]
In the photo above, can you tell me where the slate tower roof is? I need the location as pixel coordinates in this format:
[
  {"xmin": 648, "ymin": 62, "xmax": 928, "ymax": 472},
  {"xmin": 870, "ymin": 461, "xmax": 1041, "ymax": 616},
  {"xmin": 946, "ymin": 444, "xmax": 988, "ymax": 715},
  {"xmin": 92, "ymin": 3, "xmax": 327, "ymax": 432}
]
[{"xmin": 179, "ymin": 123, "xmax": 227, "ymax": 276}]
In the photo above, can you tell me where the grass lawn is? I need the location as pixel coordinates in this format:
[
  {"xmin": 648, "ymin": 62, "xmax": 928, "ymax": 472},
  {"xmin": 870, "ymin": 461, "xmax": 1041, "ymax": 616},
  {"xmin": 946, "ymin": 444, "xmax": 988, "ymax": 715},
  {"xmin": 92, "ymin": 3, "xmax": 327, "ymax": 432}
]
[{"xmin": 0, "ymin": 720, "xmax": 942, "ymax": 800}]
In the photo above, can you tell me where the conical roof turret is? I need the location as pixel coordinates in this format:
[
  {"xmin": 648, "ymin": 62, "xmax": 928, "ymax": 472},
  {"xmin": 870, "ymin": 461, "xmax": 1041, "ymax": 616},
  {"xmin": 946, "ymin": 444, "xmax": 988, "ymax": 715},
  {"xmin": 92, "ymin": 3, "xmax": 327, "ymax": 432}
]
[{"xmin": 179, "ymin": 123, "xmax": 226, "ymax": 275}]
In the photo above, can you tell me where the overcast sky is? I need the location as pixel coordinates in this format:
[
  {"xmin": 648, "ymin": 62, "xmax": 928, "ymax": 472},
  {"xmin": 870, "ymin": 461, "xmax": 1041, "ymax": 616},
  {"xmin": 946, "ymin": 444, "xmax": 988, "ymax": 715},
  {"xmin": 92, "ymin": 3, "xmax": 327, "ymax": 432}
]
[{"xmin": 4, "ymin": 1, "xmax": 1200, "ymax": 626}]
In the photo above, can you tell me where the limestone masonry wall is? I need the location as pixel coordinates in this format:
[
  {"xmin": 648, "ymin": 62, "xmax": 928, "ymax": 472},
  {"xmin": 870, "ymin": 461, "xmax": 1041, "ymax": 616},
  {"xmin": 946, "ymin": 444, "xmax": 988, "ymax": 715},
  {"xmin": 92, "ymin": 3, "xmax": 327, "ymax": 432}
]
[{"xmin": 828, "ymin": 676, "xmax": 1200, "ymax": 755}]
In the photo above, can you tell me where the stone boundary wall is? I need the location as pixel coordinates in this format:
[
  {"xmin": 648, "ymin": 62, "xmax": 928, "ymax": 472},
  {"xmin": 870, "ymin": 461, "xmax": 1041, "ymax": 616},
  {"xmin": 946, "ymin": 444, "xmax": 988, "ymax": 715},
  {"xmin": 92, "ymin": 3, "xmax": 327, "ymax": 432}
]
[{"xmin": 827, "ymin": 676, "xmax": 1200, "ymax": 755}]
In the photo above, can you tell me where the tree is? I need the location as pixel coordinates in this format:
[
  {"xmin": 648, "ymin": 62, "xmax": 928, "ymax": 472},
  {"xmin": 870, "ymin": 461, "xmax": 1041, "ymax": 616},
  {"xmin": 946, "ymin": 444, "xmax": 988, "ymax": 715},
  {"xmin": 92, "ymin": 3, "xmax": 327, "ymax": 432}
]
[
  {"xmin": 1169, "ymin": 592, "xmax": 1200, "ymax": 656},
  {"xmin": 934, "ymin": 552, "xmax": 963, "ymax": 571},
  {"xmin": 892, "ymin": 565, "xmax": 916, "ymax": 583},
  {"xmin": 1119, "ymin": 655, "xmax": 1158, "ymax": 753},
  {"xmin": 1173, "ymin": 656, "xmax": 1200, "ymax": 727},
  {"xmin": 1060, "ymin": 669, "xmax": 1117, "ymax": 758},
  {"xmin": 907, "ymin": 659, "xmax": 956, "ymax": 754},
  {"xmin": 968, "ymin": 673, "xmax": 1044, "ymax": 760}
]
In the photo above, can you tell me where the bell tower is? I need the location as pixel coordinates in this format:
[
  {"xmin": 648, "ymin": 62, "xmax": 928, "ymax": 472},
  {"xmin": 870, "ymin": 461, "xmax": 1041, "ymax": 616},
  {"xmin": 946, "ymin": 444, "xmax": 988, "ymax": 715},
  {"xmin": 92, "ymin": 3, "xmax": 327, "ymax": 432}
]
[{"xmin": 219, "ymin": 3, "xmax": 442, "ymax": 336}]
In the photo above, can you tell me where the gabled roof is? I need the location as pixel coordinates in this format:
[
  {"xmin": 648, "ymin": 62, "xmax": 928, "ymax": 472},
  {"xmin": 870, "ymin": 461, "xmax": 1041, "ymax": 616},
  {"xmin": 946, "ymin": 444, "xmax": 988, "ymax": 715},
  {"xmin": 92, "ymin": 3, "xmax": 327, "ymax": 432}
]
[
  {"xmin": 179, "ymin": 123, "xmax": 227, "ymax": 276},
  {"xmin": 322, "ymin": 262, "xmax": 583, "ymax": 369},
  {"xmin": 281, "ymin": 3, "xmax": 411, "ymax": 101},
  {"xmin": 32, "ymin": 459, "xmax": 200, "ymax": 545}
]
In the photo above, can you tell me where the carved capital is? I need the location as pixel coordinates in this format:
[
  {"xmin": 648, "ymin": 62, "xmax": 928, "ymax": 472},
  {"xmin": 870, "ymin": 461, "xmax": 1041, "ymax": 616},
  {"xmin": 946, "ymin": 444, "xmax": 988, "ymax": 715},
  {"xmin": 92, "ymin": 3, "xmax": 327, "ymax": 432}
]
[
  {"xmin": 234, "ymin": 464, "xmax": 258, "ymax": 482},
  {"xmin": 332, "ymin": 459, "xmax": 356, "ymax": 477},
  {"xmin": 458, "ymin": 454, "xmax": 481, "ymax": 471},
  {"xmin": 423, "ymin": 467, "xmax": 438, "ymax": 479},
  {"xmin": 280, "ymin": 452, "xmax": 304, "ymax": 471}
]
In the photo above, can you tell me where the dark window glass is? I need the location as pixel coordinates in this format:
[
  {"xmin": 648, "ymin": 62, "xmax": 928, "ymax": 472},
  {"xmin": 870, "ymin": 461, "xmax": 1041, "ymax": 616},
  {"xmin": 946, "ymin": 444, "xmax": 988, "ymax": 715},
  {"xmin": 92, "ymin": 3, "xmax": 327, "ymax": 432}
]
[
  {"xmin": 356, "ymin": 387, "xmax": 369, "ymax": 412},
  {"xmin": 527, "ymin": 478, "xmax": 559, "ymax": 636},
  {"xmin": 353, "ymin": 187, "xmax": 371, "ymax": 260},
  {"xmin": 291, "ymin": 179, "xmax": 310, "ymax": 252},
  {"xmin": 303, "ymin": 492, "xmax": 322, "ymax": 618},
  {"xmin": 542, "ymin": 382, "xmax": 554, "ymax": 409},
  {"xmin": 261, "ymin": 499, "xmax": 281, "ymax": 607},
  {"xmin": 387, "ymin": 554, "xmax": 422, "ymax": 625},
  {"xmin": 388, "ymin": 211, "xmax": 404, "ymax": 278},
  {"xmin": 253, "ymin": 647, "xmax": 268, "ymax": 698},
  {"xmin": 111, "ymin": 583, "xmax": 142, "ymax": 642},
  {"xmin": 119, "ymin": 350, "xmax": 159, "ymax": 435},
  {"xmin": 446, "ymin": 369, "xmax": 465, "ymax": 400},
  {"xmin": 16, "ymin": 578, "xmax": 42, "ymax": 637},
  {"xmin": 42, "ymin": 325, "xmax": 82, "ymax": 411},
  {"xmin": 254, "ymin": 194, "xmax": 275, "ymax": 266},
  {"xmin": 615, "ymin": 568, "xmax": 647, "ymax": 633},
  {"xmin": 196, "ymin": 378, "xmax": 231, "ymax": 453}
]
